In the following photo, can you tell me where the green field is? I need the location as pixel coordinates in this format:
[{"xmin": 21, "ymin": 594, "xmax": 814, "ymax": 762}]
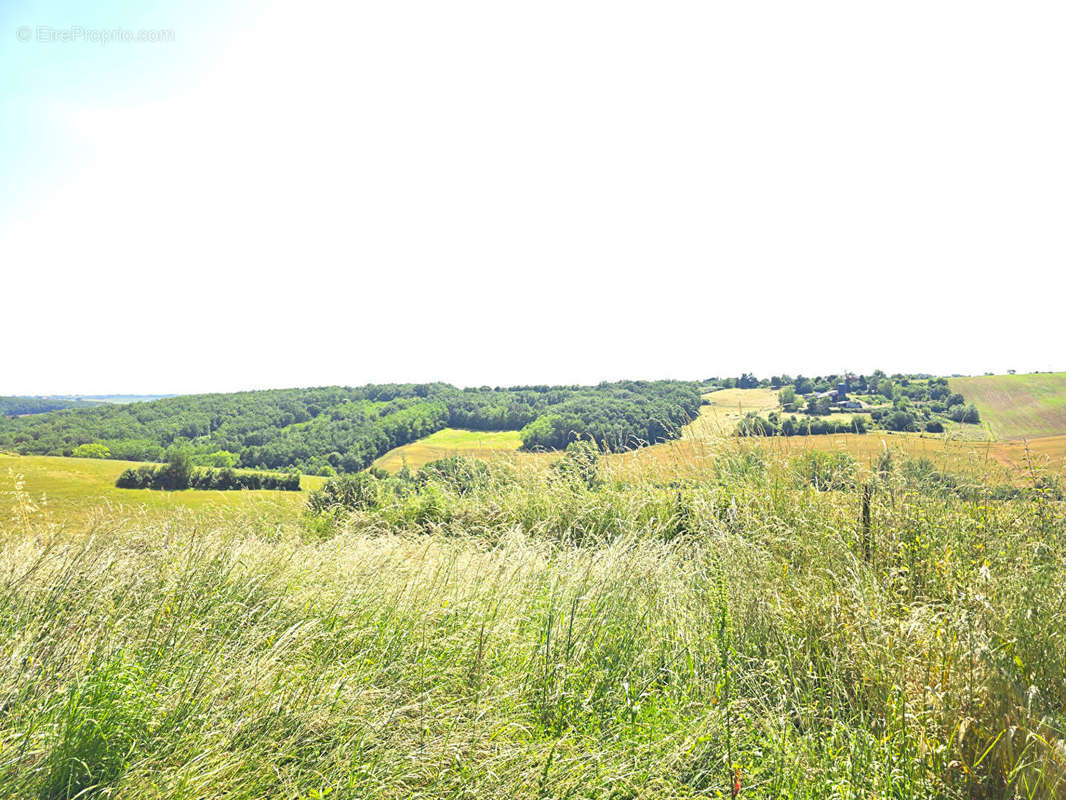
[
  {"xmin": 0, "ymin": 454, "xmax": 324, "ymax": 527},
  {"xmin": 950, "ymin": 372, "xmax": 1066, "ymax": 440},
  {"xmin": 373, "ymin": 427, "xmax": 525, "ymax": 472}
]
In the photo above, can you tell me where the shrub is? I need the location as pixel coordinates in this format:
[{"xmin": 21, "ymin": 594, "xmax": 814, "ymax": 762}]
[
  {"xmin": 306, "ymin": 472, "xmax": 381, "ymax": 515},
  {"xmin": 925, "ymin": 420, "xmax": 944, "ymax": 433},
  {"xmin": 418, "ymin": 456, "xmax": 494, "ymax": 496}
]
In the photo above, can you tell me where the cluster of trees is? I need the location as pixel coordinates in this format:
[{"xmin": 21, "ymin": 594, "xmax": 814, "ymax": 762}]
[
  {"xmin": 731, "ymin": 372, "xmax": 982, "ymax": 437},
  {"xmin": 0, "ymin": 396, "xmax": 102, "ymax": 416},
  {"xmin": 1, "ymin": 381, "xmax": 702, "ymax": 474},
  {"xmin": 736, "ymin": 412, "xmax": 868, "ymax": 437},
  {"xmin": 116, "ymin": 453, "xmax": 300, "ymax": 491}
]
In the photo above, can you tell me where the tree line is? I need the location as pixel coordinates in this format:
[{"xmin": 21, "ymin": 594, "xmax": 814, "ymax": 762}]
[
  {"xmin": 115, "ymin": 452, "xmax": 300, "ymax": 491},
  {"xmin": 1, "ymin": 381, "xmax": 703, "ymax": 474}
]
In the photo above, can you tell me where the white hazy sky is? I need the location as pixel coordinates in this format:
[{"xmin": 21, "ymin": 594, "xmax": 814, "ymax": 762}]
[{"xmin": 2, "ymin": 0, "xmax": 1064, "ymax": 395}]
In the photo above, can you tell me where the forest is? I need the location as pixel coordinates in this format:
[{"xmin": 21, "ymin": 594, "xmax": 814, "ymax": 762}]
[{"xmin": 0, "ymin": 381, "xmax": 703, "ymax": 474}]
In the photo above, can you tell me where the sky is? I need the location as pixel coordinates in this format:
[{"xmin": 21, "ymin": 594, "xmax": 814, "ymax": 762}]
[{"xmin": 2, "ymin": 0, "xmax": 1064, "ymax": 395}]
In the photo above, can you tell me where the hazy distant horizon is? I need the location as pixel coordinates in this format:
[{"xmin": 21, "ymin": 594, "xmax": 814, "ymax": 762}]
[{"xmin": 5, "ymin": 367, "xmax": 1063, "ymax": 399}]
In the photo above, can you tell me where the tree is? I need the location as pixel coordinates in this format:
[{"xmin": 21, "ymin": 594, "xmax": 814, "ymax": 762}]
[
  {"xmin": 885, "ymin": 410, "xmax": 916, "ymax": 432},
  {"xmin": 202, "ymin": 450, "xmax": 237, "ymax": 468},
  {"xmin": 157, "ymin": 451, "xmax": 193, "ymax": 490},
  {"xmin": 949, "ymin": 404, "xmax": 980, "ymax": 424},
  {"xmin": 806, "ymin": 396, "xmax": 831, "ymax": 416},
  {"xmin": 72, "ymin": 442, "xmax": 110, "ymax": 459}
]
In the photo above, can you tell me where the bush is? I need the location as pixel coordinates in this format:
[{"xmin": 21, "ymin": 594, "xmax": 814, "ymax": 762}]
[
  {"xmin": 418, "ymin": 456, "xmax": 496, "ymax": 496},
  {"xmin": 925, "ymin": 420, "xmax": 944, "ymax": 433},
  {"xmin": 306, "ymin": 472, "xmax": 381, "ymax": 515}
]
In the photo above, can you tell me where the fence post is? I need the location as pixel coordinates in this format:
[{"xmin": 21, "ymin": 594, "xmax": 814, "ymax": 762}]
[{"xmin": 861, "ymin": 482, "xmax": 872, "ymax": 562}]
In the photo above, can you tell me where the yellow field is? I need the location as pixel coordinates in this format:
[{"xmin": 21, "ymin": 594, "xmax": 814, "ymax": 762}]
[
  {"xmin": 986, "ymin": 434, "xmax": 1066, "ymax": 476},
  {"xmin": 600, "ymin": 430, "xmax": 1009, "ymax": 482},
  {"xmin": 682, "ymin": 387, "xmax": 780, "ymax": 438},
  {"xmin": 373, "ymin": 428, "xmax": 529, "ymax": 473},
  {"xmin": 0, "ymin": 454, "xmax": 325, "ymax": 528}
]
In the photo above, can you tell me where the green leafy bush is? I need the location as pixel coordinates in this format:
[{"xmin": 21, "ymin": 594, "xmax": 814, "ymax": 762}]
[{"xmin": 306, "ymin": 472, "xmax": 381, "ymax": 515}]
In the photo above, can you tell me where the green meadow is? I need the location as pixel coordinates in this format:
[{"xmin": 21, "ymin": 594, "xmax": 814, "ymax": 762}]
[{"xmin": 0, "ymin": 454, "xmax": 324, "ymax": 527}]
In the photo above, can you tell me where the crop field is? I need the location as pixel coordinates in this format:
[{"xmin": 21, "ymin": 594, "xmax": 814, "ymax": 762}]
[
  {"xmin": 373, "ymin": 428, "xmax": 527, "ymax": 473},
  {"xmin": 986, "ymin": 433, "xmax": 1066, "ymax": 476},
  {"xmin": 0, "ymin": 454, "xmax": 324, "ymax": 527},
  {"xmin": 949, "ymin": 372, "xmax": 1066, "ymax": 439},
  {"xmin": 602, "ymin": 430, "xmax": 1018, "ymax": 484},
  {"xmin": 682, "ymin": 387, "xmax": 781, "ymax": 439}
]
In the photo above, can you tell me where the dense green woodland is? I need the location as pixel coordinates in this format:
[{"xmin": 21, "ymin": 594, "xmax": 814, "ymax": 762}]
[{"xmin": 0, "ymin": 382, "xmax": 702, "ymax": 474}]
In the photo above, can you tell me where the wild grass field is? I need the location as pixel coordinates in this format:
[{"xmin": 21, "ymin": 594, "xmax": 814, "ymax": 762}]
[
  {"xmin": 2, "ymin": 442, "xmax": 1064, "ymax": 799},
  {"xmin": 949, "ymin": 373, "xmax": 1066, "ymax": 440}
]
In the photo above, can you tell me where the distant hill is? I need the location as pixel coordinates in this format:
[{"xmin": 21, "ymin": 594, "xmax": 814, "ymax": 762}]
[
  {"xmin": 0, "ymin": 382, "xmax": 703, "ymax": 474},
  {"xmin": 949, "ymin": 372, "xmax": 1066, "ymax": 439},
  {"xmin": 0, "ymin": 396, "xmax": 103, "ymax": 416},
  {"xmin": 68, "ymin": 394, "xmax": 177, "ymax": 404},
  {"xmin": 0, "ymin": 394, "xmax": 175, "ymax": 417}
]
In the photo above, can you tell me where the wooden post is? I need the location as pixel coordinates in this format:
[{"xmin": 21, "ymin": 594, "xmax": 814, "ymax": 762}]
[{"xmin": 861, "ymin": 482, "xmax": 872, "ymax": 561}]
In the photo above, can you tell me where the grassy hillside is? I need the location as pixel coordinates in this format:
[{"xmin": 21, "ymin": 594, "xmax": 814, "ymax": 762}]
[
  {"xmin": 0, "ymin": 454, "xmax": 324, "ymax": 526},
  {"xmin": 373, "ymin": 428, "xmax": 526, "ymax": 472},
  {"xmin": 950, "ymin": 372, "xmax": 1066, "ymax": 439},
  {"xmin": 1, "ymin": 445, "xmax": 1063, "ymax": 797}
]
